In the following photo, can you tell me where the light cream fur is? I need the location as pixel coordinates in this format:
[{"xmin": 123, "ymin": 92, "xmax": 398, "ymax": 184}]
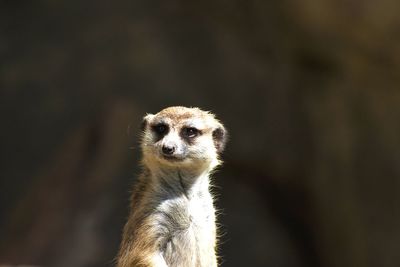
[{"xmin": 117, "ymin": 107, "xmax": 227, "ymax": 267}]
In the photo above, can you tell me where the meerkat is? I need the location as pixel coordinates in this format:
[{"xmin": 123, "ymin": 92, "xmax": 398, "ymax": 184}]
[{"xmin": 117, "ymin": 106, "xmax": 228, "ymax": 267}]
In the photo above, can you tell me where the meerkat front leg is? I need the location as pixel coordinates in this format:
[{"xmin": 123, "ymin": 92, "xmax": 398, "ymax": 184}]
[
  {"xmin": 150, "ymin": 253, "xmax": 168, "ymax": 267},
  {"xmin": 117, "ymin": 239, "xmax": 168, "ymax": 267}
]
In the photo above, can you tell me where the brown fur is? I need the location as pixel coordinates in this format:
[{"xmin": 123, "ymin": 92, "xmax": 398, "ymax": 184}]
[{"xmin": 117, "ymin": 106, "xmax": 227, "ymax": 267}]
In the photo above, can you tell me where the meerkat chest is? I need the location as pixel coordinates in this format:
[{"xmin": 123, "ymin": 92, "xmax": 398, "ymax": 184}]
[
  {"xmin": 187, "ymin": 191, "xmax": 216, "ymax": 241},
  {"xmin": 158, "ymin": 191, "xmax": 217, "ymax": 266},
  {"xmin": 159, "ymin": 192, "xmax": 216, "ymax": 240}
]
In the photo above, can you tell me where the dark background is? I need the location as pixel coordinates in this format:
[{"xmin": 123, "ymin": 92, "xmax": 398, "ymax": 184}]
[{"xmin": 1, "ymin": 1, "xmax": 400, "ymax": 267}]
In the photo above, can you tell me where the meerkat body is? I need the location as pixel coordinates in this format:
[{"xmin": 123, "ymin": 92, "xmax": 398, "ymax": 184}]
[{"xmin": 117, "ymin": 106, "xmax": 227, "ymax": 267}]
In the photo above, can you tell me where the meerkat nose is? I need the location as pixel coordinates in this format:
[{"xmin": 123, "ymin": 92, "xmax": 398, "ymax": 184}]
[{"xmin": 162, "ymin": 145, "xmax": 175, "ymax": 155}]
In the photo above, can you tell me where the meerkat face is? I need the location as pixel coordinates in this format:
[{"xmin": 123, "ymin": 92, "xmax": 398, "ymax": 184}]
[{"xmin": 141, "ymin": 106, "xmax": 227, "ymax": 171}]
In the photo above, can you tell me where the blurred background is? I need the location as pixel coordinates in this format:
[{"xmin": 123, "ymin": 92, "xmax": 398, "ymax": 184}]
[{"xmin": 1, "ymin": 1, "xmax": 400, "ymax": 267}]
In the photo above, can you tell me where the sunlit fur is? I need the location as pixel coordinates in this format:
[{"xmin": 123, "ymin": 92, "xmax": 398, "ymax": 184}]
[{"xmin": 117, "ymin": 106, "xmax": 227, "ymax": 267}]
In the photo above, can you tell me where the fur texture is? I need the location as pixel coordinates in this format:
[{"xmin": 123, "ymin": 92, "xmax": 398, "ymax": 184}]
[{"xmin": 117, "ymin": 106, "xmax": 227, "ymax": 267}]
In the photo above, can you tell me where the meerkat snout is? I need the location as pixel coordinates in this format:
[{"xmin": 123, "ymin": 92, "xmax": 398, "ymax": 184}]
[{"xmin": 162, "ymin": 143, "xmax": 175, "ymax": 155}]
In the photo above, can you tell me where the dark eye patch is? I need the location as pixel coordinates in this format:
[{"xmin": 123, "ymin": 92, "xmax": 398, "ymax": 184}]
[
  {"xmin": 152, "ymin": 123, "xmax": 169, "ymax": 137},
  {"xmin": 182, "ymin": 127, "xmax": 200, "ymax": 139}
]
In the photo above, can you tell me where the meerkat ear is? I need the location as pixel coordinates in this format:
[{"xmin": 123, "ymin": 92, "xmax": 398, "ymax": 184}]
[
  {"xmin": 212, "ymin": 125, "xmax": 228, "ymax": 153},
  {"xmin": 141, "ymin": 114, "xmax": 154, "ymax": 131}
]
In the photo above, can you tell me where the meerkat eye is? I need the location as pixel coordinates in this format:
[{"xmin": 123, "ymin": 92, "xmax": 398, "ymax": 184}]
[
  {"xmin": 152, "ymin": 123, "xmax": 168, "ymax": 135},
  {"xmin": 183, "ymin": 127, "xmax": 200, "ymax": 138}
]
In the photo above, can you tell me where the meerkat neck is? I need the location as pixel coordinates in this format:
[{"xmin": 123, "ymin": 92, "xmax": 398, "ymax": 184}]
[{"xmin": 148, "ymin": 166, "xmax": 212, "ymax": 200}]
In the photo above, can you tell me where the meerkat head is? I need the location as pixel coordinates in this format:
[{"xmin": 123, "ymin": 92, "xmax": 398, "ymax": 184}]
[{"xmin": 140, "ymin": 106, "xmax": 227, "ymax": 173}]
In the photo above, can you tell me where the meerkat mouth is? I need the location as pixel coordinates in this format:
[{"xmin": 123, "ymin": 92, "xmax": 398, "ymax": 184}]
[{"xmin": 161, "ymin": 154, "xmax": 185, "ymax": 162}]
